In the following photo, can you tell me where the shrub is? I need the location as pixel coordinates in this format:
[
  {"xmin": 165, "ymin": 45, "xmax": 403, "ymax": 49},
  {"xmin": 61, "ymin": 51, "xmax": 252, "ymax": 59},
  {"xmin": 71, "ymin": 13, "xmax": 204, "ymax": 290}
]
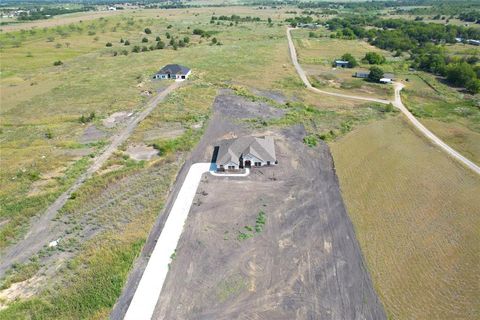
[
  {"xmin": 362, "ymin": 52, "xmax": 386, "ymax": 64},
  {"xmin": 303, "ymin": 135, "xmax": 317, "ymax": 147},
  {"xmin": 142, "ymin": 37, "xmax": 148, "ymax": 43},
  {"xmin": 141, "ymin": 46, "xmax": 148, "ymax": 52},
  {"xmin": 211, "ymin": 37, "xmax": 218, "ymax": 44},
  {"xmin": 144, "ymin": 28, "xmax": 152, "ymax": 34},
  {"xmin": 132, "ymin": 45, "xmax": 140, "ymax": 53},
  {"xmin": 53, "ymin": 60, "xmax": 63, "ymax": 66},
  {"xmin": 155, "ymin": 36, "xmax": 161, "ymax": 41},
  {"xmin": 105, "ymin": 42, "xmax": 112, "ymax": 47},
  {"xmin": 156, "ymin": 41, "xmax": 165, "ymax": 49},
  {"xmin": 368, "ymin": 66, "xmax": 384, "ymax": 82},
  {"xmin": 124, "ymin": 40, "xmax": 130, "ymax": 45},
  {"xmin": 120, "ymin": 38, "xmax": 124, "ymax": 43},
  {"xmin": 341, "ymin": 53, "xmax": 358, "ymax": 68}
]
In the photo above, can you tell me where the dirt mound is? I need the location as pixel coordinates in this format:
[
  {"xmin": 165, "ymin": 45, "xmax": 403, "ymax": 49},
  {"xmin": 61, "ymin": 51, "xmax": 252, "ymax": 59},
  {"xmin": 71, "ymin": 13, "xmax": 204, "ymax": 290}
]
[{"xmin": 125, "ymin": 144, "xmax": 159, "ymax": 161}]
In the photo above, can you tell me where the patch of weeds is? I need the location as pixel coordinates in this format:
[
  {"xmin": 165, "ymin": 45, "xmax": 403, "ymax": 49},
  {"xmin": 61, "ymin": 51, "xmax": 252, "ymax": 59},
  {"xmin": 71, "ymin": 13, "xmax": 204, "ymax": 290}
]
[
  {"xmin": 237, "ymin": 210, "xmax": 267, "ymax": 240},
  {"xmin": 0, "ymin": 259, "xmax": 40, "ymax": 290},
  {"xmin": 303, "ymin": 134, "xmax": 317, "ymax": 147}
]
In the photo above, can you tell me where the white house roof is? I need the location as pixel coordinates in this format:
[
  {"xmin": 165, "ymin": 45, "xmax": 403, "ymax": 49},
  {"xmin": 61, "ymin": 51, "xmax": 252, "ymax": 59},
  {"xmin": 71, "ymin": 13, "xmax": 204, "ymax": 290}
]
[{"xmin": 216, "ymin": 136, "xmax": 276, "ymax": 166}]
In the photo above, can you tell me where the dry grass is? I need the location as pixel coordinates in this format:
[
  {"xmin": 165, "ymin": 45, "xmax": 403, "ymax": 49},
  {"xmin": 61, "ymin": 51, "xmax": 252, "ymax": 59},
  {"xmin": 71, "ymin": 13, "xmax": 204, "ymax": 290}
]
[{"xmin": 330, "ymin": 116, "xmax": 480, "ymax": 320}]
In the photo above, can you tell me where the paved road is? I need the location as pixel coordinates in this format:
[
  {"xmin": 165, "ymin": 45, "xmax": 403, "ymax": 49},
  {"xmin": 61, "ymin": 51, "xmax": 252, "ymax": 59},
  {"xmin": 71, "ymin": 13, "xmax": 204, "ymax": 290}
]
[
  {"xmin": 0, "ymin": 81, "xmax": 182, "ymax": 277},
  {"xmin": 286, "ymin": 27, "xmax": 480, "ymax": 175}
]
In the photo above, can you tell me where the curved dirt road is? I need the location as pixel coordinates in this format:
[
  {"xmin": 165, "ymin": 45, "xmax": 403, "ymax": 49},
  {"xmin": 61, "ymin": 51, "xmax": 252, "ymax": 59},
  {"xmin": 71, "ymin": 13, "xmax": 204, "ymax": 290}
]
[
  {"xmin": 286, "ymin": 28, "xmax": 480, "ymax": 175},
  {"xmin": 0, "ymin": 81, "xmax": 182, "ymax": 277}
]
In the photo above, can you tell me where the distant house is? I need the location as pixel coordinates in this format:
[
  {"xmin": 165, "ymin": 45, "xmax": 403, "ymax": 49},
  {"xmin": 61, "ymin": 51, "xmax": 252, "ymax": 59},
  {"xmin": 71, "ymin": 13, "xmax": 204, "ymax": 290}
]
[
  {"xmin": 215, "ymin": 136, "xmax": 277, "ymax": 171},
  {"xmin": 298, "ymin": 23, "xmax": 319, "ymax": 29},
  {"xmin": 153, "ymin": 64, "xmax": 191, "ymax": 80},
  {"xmin": 354, "ymin": 71, "xmax": 395, "ymax": 82},
  {"xmin": 467, "ymin": 39, "xmax": 480, "ymax": 46},
  {"xmin": 354, "ymin": 71, "xmax": 370, "ymax": 79},
  {"xmin": 380, "ymin": 78, "xmax": 392, "ymax": 84},
  {"xmin": 334, "ymin": 60, "xmax": 350, "ymax": 68}
]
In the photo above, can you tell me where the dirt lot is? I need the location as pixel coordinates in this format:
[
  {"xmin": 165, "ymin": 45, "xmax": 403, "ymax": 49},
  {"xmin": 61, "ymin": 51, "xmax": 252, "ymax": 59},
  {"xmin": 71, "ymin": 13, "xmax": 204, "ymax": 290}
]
[{"xmin": 114, "ymin": 90, "xmax": 385, "ymax": 319}]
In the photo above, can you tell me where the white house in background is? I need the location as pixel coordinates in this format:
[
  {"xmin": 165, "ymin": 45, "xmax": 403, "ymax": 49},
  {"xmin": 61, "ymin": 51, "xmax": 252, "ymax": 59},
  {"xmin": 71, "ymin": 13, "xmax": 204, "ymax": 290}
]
[
  {"xmin": 380, "ymin": 78, "xmax": 393, "ymax": 84},
  {"xmin": 215, "ymin": 136, "xmax": 277, "ymax": 171},
  {"xmin": 153, "ymin": 64, "xmax": 191, "ymax": 80}
]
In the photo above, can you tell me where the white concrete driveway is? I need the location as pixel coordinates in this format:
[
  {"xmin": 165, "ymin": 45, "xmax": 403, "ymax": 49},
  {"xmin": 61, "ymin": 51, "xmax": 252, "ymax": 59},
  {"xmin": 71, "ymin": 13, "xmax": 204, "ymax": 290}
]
[{"xmin": 124, "ymin": 163, "xmax": 250, "ymax": 320}]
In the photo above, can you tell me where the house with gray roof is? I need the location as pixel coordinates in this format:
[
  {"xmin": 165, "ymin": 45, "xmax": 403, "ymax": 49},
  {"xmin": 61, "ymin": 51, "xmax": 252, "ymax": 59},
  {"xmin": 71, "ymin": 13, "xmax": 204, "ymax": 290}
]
[
  {"xmin": 153, "ymin": 64, "xmax": 191, "ymax": 80},
  {"xmin": 215, "ymin": 136, "xmax": 277, "ymax": 171}
]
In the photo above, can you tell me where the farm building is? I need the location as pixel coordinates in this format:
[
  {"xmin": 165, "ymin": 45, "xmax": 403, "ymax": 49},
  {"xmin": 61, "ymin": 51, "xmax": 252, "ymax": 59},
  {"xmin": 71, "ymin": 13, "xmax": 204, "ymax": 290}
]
[
  {"xmin": 334, "ymin": 60, "xmax": 350, "ymax": 68},
  {"xmin": 215, "ymin": 136, "xmax": 277, "ymax": 171},
  {"xmin": 354, "ymin": 71, "xmax": 395, "ymax": 80},
  {"xmin": 153, "ymin": 64, "xmax": 191, "ymax": 80}
]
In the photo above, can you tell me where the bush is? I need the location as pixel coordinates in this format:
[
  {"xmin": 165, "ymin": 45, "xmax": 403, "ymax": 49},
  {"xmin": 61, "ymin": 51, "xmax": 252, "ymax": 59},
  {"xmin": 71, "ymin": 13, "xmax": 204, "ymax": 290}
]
[
  {"xmin": 53, "ymin": 60, "xmax": 63, "ymax": 66},
  {"xmin": 132, "ymin": 45, "xmax": 140, "ymax": 53},
  {"xmin": 105, "ymin": 42, "xmax": 112, "ymax": 47},
  {"xmin": 142, "ymin": 37, "xmax": 148, "ymax": 43},
  {"xmin": 303, "ymin": 135, "xmax": 317, "ymax": 147},
  {"xmin": 141, "ymin": 46, "xmax": 148, "ymax": 52},
  {"xmin": 362, "ymin": 52, "xmax": 386, "ymax": 64},
  {"xmin": 156, "ymin": 41, "xmax": 165, "ymax": 49},
  {"xmin": 211, "ymin": 37, "xmax": 218, "ymax": 44},
  {"xmin": 155, "ymin": 36, "xmax": 161, "ymax": 41},
  {"xmin": 144, "ymin": 28, "xmax": 151, "ymax": 34},
  {"xmin": 368, "ymin": 66, "xmax": 384, "ymax": 82},
  {"xmin": 124, "ymin": 40, "xmax": 130, "ymax": 45},
  {"xmin": 341, "ymin": 53, "xmax": 358, "ymax": 68}
]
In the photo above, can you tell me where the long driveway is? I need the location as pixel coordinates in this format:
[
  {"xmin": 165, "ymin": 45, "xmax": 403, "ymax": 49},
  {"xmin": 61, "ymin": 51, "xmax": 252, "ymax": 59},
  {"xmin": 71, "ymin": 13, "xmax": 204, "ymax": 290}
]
[
  {"xmin": 286, "ymin": 28, "xmax": 480, "ymax": 175},
  {"xmin": 124, "ymin": 162, "xmax": 211, "ymax": 320},
  {"xmin": 0, "ymin": 81, "xmax": 182, "ymax": 276}
]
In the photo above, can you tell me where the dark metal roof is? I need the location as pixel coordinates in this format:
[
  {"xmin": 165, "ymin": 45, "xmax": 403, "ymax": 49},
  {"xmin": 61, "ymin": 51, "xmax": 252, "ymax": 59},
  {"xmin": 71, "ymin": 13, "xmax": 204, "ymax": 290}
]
[{"xmin": 156, "ymin": 64, "xmax": 190, "ymax": 75}]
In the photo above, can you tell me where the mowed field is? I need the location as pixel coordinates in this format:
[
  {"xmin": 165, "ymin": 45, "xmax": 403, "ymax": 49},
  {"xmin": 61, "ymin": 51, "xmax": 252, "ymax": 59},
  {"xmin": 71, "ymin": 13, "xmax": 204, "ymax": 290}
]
[{"xmin": 331, "ymin": 116, "xmax": 480, "ymax": 320}]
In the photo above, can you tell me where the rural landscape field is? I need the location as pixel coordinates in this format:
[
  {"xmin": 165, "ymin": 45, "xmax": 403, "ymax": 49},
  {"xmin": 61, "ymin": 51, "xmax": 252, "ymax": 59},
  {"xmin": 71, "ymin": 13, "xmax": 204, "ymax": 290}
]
[{"xmin": 0, "ymin": 0, "xmax": 479, "ymax": 319}]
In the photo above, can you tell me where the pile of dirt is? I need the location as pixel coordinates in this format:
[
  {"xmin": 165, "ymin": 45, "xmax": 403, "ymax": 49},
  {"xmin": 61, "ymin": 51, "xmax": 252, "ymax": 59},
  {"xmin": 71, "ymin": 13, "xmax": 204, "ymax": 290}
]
[{"xmin": 125, "ymin": 144, "xmax": 159, "ymax": 161}]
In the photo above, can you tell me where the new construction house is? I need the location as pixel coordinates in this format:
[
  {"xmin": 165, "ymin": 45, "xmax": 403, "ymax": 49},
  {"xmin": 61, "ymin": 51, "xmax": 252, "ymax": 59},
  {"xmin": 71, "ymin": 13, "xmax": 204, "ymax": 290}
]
[{"xmin": 215, "ymin": 136, "xmax": 277, "ymax": 171}]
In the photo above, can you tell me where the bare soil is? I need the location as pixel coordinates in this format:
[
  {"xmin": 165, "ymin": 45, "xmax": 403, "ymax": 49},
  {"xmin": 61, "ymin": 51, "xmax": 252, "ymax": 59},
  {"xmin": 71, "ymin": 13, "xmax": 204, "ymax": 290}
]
[
  {"xmin": 125, "ymin": 144, "xmax": 159, "ymax": 161},
  {"xmin": 80, "ymin": 125, "xmax": 107, "ymax": 144},
  {"xmin": 113, "ymin": 89, "xmax": 385, "ymax": 320}
]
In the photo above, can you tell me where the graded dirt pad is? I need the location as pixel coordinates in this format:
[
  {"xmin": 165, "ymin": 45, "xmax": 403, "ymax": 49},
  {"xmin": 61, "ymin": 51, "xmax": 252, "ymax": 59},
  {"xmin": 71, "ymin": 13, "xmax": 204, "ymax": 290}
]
[
  {"xmin": 102, "ymin": 111, "xmax": 134, "ymax": 129},
  {"xmin": 114, "ymin": 90, "xmax": 384, "ymax": 319},
  {"xmin": 214, "ymin": 89, "xmax": 286, "ymax": 120},
  {"xmin": 153, "ymin": 129, "xmax": 385, "ymax": 320}
]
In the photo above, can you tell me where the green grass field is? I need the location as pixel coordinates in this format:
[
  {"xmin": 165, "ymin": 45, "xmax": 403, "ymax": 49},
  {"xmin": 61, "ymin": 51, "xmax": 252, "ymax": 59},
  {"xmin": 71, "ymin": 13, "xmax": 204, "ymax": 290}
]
[{"xmin": 331, "ymin": 116, "xmax": 480, "ymax": 320}]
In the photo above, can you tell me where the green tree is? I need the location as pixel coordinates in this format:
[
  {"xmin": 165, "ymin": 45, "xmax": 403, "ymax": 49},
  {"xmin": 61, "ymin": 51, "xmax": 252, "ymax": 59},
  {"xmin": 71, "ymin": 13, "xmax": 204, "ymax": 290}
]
[
  {"xmin": 466, "ymin": 79, "xmax": 480, "ymax": 94},
  {"xmin": 446, "ymin": 62, "xmax": 476, "ymax": 87},
  {"xmin": 341, "ymin": 53, "xmax": 358, "ymax": 68},
  {"xmin": 368, "ymin": 66, "xmax": 384, "ymax": 82},
  {"xmin": 124, "ymin": 40, "xmax": 130, "ymax": 46},
  {"xmin": 362, "ymin": 52, "xmax": 386, "ymax": 64}
]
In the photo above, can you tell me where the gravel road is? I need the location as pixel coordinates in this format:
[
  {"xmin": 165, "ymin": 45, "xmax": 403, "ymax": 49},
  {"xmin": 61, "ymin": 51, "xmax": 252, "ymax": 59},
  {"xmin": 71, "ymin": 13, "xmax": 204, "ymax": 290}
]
[{"xmin": 286, "ymin": 27, "xmax": 480, "ymax": 175}]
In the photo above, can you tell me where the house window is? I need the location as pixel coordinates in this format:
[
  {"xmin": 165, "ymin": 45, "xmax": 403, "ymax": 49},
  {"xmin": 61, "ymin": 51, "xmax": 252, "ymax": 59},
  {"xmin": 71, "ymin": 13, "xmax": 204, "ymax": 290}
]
[
  {"xmin": 267, "ymin": 161, "xmax": 270, "ymax": 165},
  {"xmin": 254, "ymin": 162, "xmax": 261, "ymax": 167},
  {"xmin": 228, "ymin": 165, "xmax": 235, "ymax": 170}
]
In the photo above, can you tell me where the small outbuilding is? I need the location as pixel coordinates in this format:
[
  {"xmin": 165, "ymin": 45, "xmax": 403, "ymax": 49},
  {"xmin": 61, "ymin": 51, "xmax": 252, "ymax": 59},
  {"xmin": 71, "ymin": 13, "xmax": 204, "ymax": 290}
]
[
  {"xmin": 153, "ymin": 64, "xmax": 191, "ymax": 80},
  {"xmin": 334, "ymin": 60, "xmax": 350, "ymax": 68},
  {"xmin": 215, "ymin": 136, "xmax": 277, "ymax": 171}
]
